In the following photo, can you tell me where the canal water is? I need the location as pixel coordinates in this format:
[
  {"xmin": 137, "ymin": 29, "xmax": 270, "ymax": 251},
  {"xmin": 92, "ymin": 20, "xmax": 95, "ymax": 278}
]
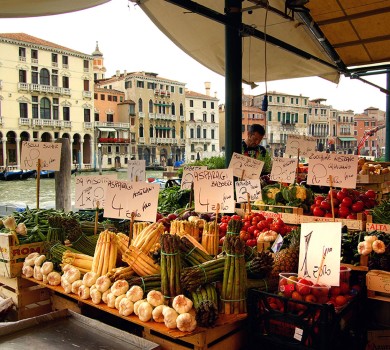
[{"xmin": 0, "ymin": 170, "xmax": 163, "ymax": 212}]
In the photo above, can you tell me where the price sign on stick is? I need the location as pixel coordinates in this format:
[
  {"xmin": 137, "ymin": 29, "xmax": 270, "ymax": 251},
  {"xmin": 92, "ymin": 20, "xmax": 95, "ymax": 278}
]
[
  {"xmin": 127, "ymin": 160, "xmax": 146, "ymax": 182},
  {"xmin": 181, "ymin": 166, "xmax": 207, "ymax": 190},
  {"xmin": 269, "ymin": 157, "xmax": 298, "ymax": 183},
  {"xmin": 193, "ymin": 168, "xmax": 235, "ymax": 213},
  {"xmin": 298, "ymin": 222, "xmax": 342, "ymax": 286},
  {"xmin": 285, "ymin": 135, "xmax": 316, "ymax": 158},
  {"xmin": 228, "ymin": 152, "xmax": 264, "ymax": 179},
  {"xmin": 307, "ymin": 152, "xmax": 358, "ymax": 188},
  {"xmin": 75, "ymin": 175, "xmax": 117, "ymax": 209},
  {"xmin": 235, "ymin": 179, "xmax": 262, "ymax": 203},
  {"xmin": 104, "ymin": 180, "xmax": 160, "ymax": 222},
  {"xmin": 21, "ymin": 141, "xmax": 62, "ymax": 170}
]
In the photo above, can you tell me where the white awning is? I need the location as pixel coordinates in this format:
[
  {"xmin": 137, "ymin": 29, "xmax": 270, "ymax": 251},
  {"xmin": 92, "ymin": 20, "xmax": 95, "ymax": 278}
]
[{"xmin": 98, "ymin": 127, "xmax": 116, "ymax": 132}]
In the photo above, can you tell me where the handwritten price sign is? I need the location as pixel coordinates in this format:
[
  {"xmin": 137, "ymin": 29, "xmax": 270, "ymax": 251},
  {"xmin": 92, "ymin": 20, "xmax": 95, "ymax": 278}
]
[
  {"xmin": 307, "ymin": 152, "xmax": 358, "ymax": 188},
  {"xmin": 181, "ymin": 166, "xmax": 207, "ymax": 190},
  {"xmin": 103, "ymin": 180, "xmax": 160, "ymax": 222},
  {"xmin": 285, "ymin": 135, "xmax": 316, "ymax": 158},
  {"xmin": 235, "ymin": 179, "xmax": 262, "ymax": 203},
  {"xmin": 75, "ymin": 175, "xmax": 117, "ymax": 209},
  {"xmin": 298, "ymin": 222, "xmax": 342, "ymax": 286},
  {"xmin": 127, "ymin": 160, "xmax": 146, "ymax": 182},
  {"xmin": 269, "ymin": 157, "xmax": 298, "ymax": 183},
  {"xmin": 228, "ymin": 152, "xmax": 264, "ymax": 179},
  {"xmin": 21, "ymin": 141, "xmax": 62, "ymax": 171},
  {"xmin": 193, "ymin": 169, "xmax": 235, "ymax": 213}
]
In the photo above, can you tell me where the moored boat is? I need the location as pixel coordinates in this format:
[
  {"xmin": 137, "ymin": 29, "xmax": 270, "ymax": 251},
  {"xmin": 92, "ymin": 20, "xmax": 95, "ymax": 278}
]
[{"xmin": 0, "ymin": 170, "xmax": 36, "ymax": 181}]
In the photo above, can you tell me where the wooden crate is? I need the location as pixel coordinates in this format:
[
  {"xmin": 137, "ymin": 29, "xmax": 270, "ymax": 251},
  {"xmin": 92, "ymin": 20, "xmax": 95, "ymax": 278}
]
[
  {"xmin": 366, "ymin": 270, "xmax": 390, "ymax": 302},
  {"xmin": 236, "ymin": 206, "xmax": 302, "ymax": 225},
  {"xmin": 299, "ymin": 212, "xmax": 366, "ymax": 230},
  {"xmin": 0, "ymin": 234, "xmax": 45, "ymax": 278},
  {"xmin": 0, "ymin": 275, "xmax": 52, "ymax": 320},
  {"xmin": 366, "ymin": 215, "xmax": 390, "ymax": 233}
]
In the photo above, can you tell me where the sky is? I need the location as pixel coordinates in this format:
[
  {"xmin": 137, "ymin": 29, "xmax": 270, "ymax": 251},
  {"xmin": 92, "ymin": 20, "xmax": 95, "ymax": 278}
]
[{"xmin": 0, "ymin": 0, "xmax": 387, "ymax": 114}]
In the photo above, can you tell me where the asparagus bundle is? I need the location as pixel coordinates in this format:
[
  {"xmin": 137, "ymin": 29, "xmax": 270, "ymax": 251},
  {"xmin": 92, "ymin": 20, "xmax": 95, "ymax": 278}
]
[
  {"xmin": 246, "ymin": 251, "xmax": 274, "ymax": 279},
  {"xmin": 123, "ymin": 246, "xmax": 161, "ymax": 276},
  {"xmin": 62, "ymin": 250, "xmax": 93, "ymax": 272},
  {"xmin": 132, "ymin": 222, "xmax": 165, "ymax": 254},
  {"xmin": 126, "ymin": 274, "xmax": 161, "ymax": 294},
  {"xmin": 106, "ymin": 266, "xmax": 135, "ymax": 282},
  {"xmin": 47, "ymin": 242, "xmax": 83, "ymax": 264},
  {"xmin": 222, "ymin": 218, "xmax": 243, "ymax": 253},
  {"xmin": 191, "ymin": 284, "xmax": 219, "ymax": 327},
  {"xmin": 91, "ymin": 230, "xmax": 118, "ymax": 276},
  {"xmin": 180, "ymin": 258, "xmax": 226, "ymax": 291},
  {"xmin": 70, "ymin": 234, "xmax": 97, "ymax": 256},
  {"xmin": 221, "ymin": 234, "xmax": 247, "ymax": 314},
  {"xmin": 170, "ymin": 219, "xmax": 202, "ymax": 240},
  {"xmin": 160, "ymin": 233, "xmax": 182, "ymax": 301},
  {"xmin": 201, "ymin": 221, "xmax": 219, "ymax": 256},
  {"xmin": 180, "ymin": 235, "xmax": 213, "ymax": 266},
  {"xmin": 133, "ymin": 222, "xmax": 152, "ymax": 242}
]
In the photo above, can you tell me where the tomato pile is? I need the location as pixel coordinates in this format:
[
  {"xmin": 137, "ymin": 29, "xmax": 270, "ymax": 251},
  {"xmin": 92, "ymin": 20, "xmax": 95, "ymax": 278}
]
[
  {"xmin": 310, "ymin": 188, "xmax": 377, "ymax": 219},
  {"xmin": 219, "ymin": 212, "xmax": 293, "ymax": 247}
]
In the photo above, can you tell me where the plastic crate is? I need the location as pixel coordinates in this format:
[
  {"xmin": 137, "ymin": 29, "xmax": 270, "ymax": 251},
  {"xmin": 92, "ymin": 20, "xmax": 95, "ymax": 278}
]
[{"xmin": 247, "ymin": 289, "xmax": 359, "ymax": 350}]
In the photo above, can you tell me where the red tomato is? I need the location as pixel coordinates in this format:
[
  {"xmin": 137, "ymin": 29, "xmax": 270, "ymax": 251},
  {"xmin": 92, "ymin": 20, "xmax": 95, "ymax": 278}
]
[
  {"xmin": 328, "ymin": 190, "xmax": 338, "ymax": 199},
  {"xmin": 347, "ymin": 213, "xmax": 357, "ymax": 220},
  {"xmin": 275, "ymin": 218, "xmax": 285, "ymax": 226},
  {"xmin": 266, "ymin": 218, "xmax": 274, "ymax": 225},
  {"xmin": 310, "ymin": 204, "xmax": 317, "ymax": 213},
  {"xmin": 324, "ymin": 212, "xmax": 334, "ymax": 218},
  {"xmin": 247, "ymin": 225, "xmax": 256, "ymax": 234},
  {"xmin": 256, "ymin": 214, "xmax": 266, "ymax": 221},
  {"xmin": 246, "ymin": 239, "xmax": 257, "ymax": 247},
  {"xmin": 351, "ymin": 201, "xmax": 364, "ymax": 213},
  {"xmin": 313, "ymin": 207, "xmax": 325, "ymax": 217},
  {"xmin": 270, "ymin": 223, "xmax": 282, "ymax": 233},
  {"xmin": 239, "ymin": 230, "xmax": 249, "ymax": 241},
  {"xmin": 257, "ymin": 221, "xmax": 265, "ymax": 230},
  {"xmin": 243, "ymin": 221, "xmax": 251, "ymax": 230},
  {"xmin": 219, "ymin": 223, "xmax": 228, "ymax": 232},
  {"xmin": 315, "ymin": 199, "xmax": 322, "ymax": 206},
  {"xmin": 253, "ymin": 229, "xmax": 261, "ymax": 238},
  {"xmin": 341, "ymin": 197, "xmax": 353, "ymax": 207},
  {"xmin": 315, "ymin": 196, "xmax": 325, "ymax": 202},
  {"xmin": 231, "ymin": 215, "xmax": 241, "ymax": 221},
  {"xmin": 365, "ymin": 190, "xmax": 376, "ymax": 199},
  {"xmin": 320, "ymin": 201, "xmax": 331, "ymax": 211},
  {"xmin": 330, "ymin": 197, "xmax": 340, "ymax": 207},
  {"xmin": 338, "ymin": 206, "xmax": 350, "ymax": 218},
  {"xmin": 336, "ymin": 191, "xmax": 346, "ymax": 201}
]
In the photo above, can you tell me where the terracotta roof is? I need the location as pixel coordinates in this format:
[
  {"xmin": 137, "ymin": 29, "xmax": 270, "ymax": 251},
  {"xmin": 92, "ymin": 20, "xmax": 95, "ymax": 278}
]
[
  {"xmin": 94, "ymin": 87, "xmax": 124, "ymax": 94},
  {"xmin": 0, "ymin": 33, "xmax": 88, "ymax": 56},
  {"xmin": 118, "ymin": 99, "xmax": 136, "ymax": 105},
  {"xmin": 185, "ymin": 90, "xmax": 218, "ymax": 100}
]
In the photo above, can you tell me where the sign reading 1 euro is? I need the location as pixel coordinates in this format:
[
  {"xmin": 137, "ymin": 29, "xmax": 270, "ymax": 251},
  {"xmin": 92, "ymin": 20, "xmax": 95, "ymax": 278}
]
[
  {"xmin": 75, "ymin": 175, "xmax": 117, "ymax": 209},
  {"xmin": 298, "ymin": 222, "xmax": 342, "ymax": 286},
  {"xmin": 307, "ymin": 152, "xmax": 358, "ymax": 188},
  {"xmin": 104, "ymin": 180, "xmax": 160, "ymax": 222},
  {"xmin": 181, "ymin": 165, "xmax": 208, "ymax": 190},
  {"xmin": 193, "ymin": 168, "xmax": 235, "ymax": 213},
  {"xmin": 228, "ymin": 152, "xmax": 264, "ymax": 179},
  {"xmin": 285, "ymin": 135, "xmax": 316, "ymax": 158},
  {"xmin": 20, "ymin": 141, "xmax": 62, "ymax": 171},
  {"xmin": 127, "ymin": 160, "xmax": 146, "ymax": 182},
  {"xmin": 269, "ymin": 157, "xmax": 298, "ymax": 183}
]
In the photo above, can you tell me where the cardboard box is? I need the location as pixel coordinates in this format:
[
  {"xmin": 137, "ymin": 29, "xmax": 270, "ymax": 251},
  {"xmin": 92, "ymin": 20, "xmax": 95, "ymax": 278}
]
[
  {"xmin": 366, "ymin": 270, "xmax": 390, "ymax": 302},
  {"xmin": 0, "ymin": 234, "xmax": 45, "ymax": 278},
  {"xmin": 366, "ymin": 330, "xmax": 390, "ymax": 350}
]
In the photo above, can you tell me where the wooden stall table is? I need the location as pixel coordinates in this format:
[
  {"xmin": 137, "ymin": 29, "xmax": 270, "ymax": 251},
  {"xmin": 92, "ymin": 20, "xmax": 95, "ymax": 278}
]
[{"xmin": 23, "ymin": 277, "xmax": 248, "ymax": 350}]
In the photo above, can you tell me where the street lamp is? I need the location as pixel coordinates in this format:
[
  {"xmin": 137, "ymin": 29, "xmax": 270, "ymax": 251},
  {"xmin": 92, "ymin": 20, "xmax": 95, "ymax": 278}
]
[{"xmin": 98, "ymin": 143, "xmax": 102, "ymax": 175}]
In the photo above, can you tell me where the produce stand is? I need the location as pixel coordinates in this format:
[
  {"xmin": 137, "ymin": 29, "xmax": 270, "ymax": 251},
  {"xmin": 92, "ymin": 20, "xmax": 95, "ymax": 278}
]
[
  {"xmin": 21, "ymin": 276, "xmax": 248, "ymax": 350},
  {"xmin": 0, "ymin": 309, "xmax": 160, "ymax": 350}
]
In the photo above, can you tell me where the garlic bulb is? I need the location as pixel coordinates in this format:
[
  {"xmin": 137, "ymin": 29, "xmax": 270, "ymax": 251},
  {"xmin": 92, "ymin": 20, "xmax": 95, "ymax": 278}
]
[
  {"xmin": 162, "ymin": 307, "xmax": 178, "ymax": 329},
  {"xmin": 47, "ymin": 271, "xmax": 61, "ymax": 286},
  {"xmin": 364, "ymin": 235, "xmax": 378, "ymax": 243},
  {"xmin": 24, "ymin": 252, "xmax": 40, "ymax": 266},
  {"xmin": 40, "ymin": 261, "xmax": 54, "ymax": 275},
  {"xmin": 172, "ymin": 295, "xmax": 193, "ymax": 314},
  {"xmin": 71, "ymin": 280, "xmax": 83, "ymax": 294},
  {"xmin": 33, "ymin": 265, "xmax": 43, "ymax": 281},
  {"xmin": 95, "ymin": 275, "xmax": 112, "ymax": 293},
  {"xmin": 111, "ymin": 280, "xmax": 129, "ymax": 297},
  {"xmin": 34, "ymin": 255, "xmax": 46, "ymax": 266},
  {"xmin": 42, "ymin": 274, "xmax": 49, "ymax": 284},
  {"xmin": 357, "ymin": 241, "xmax": 372, "ymax": 255},
  {"xmin": 82, "ymin": 271, "xmax": 99, "ymax": 287},
  {"xmin": 147, "ymin": 290, "xmax": 164, "ymax": 307},
  {"xmin": 152, "ymin": 305, "xmax": 168, "ymax": 323},
  {"xmin": 119, "ymin": 297, "xmax": 134, "ymax": 317},
  {"xmin": 176, "ymin": 313, "xmax": 197, "ymax": 332},
  {"xmin": 138, "ymin": 301, "xmax": 153, "ymax": 322},
  {"xmin": 22, "ymin": 265, "xmax": 34, "ymax": 278},
  {"xmin": 63, "ymin": 267, "xmax": 81, "ymax": 284},
  {"xmin": 78, "ymin": 285, "xmax": 90, "ymax": 300},
  {"xmin": 107, "ymin": 292, "xmax": 117, "ymax": 308},
  {"xmin": 102, "ymin": 289, "xmax": 111, "ymax": 304},
  {"xmin": 61, "ymin": 276, "xmax": 72, "ymax": 294},
  {"xmin": 126, "ymin": 285, "xmax": 144, "ymax": 302},
  {"xmin": 372, "ymin": 239, "xmax": 386, "ymax": 254},
  {"xmin": 90, "ymin": 288, "xmax": 102, "ymax": 305},
  {"xmin": 134, "ymin": 299, "xmax": 146, "ymax": 316},
  {"xmin": 115, "ymin": 294, "xmax": 127, "ymax": 310}
]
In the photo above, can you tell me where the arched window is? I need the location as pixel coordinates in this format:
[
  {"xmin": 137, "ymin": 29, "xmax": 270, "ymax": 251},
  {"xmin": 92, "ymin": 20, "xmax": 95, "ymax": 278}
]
[
  {"xmin": 139, "ymin": 124, "xmax": 144, "ymax": 137},
  {"xmin": 211, "ymin": 114, "xmax": 215, "ymax": 123},
  {"xmin": 40, "ymin": 97, "xmax": 51, "ymax": 119},
  {"xmin": 158, "ymin": 101, "xmax": 162, "ymax": 114},
  {"xmin": 172, "ymin": 126, "xmax": 176, "ymax": 139},
  {"xmin": 149, "ymin": 125, "xmax": 154, "ymax": 137},
  {"xmin": 149, "ymin": 99, "xmax": 154, "ymax": 113},
  {"xmin": 180, "ymin": 126, "xmax": 184, "ymax": 139},
  {"xmin": 171, "ymin": 103, "xmax": 176, "ymax": 115},
  {"xmin": 197, "ymin": 126, "xmax": 201, "ymax": 138},
  {"xmin": 138, "ymin": 98, "xmax": 143, "ymax": 113},
  {"xmin": 179, "ymin": 103, "xmax": 184, "ymax": 116},
  {"xmin": 40, "ymin": 68, "xmax": 50, "ymax": 85}
]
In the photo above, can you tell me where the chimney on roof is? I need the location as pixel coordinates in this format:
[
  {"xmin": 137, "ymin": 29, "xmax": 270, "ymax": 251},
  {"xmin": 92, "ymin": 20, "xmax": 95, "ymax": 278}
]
[
  {"xmin": 116, "ymin": 70, "xmax": 120, "ymax": 77},
  {"xmin": 205, "ymin": 82, "xmax": 211, "ymax": 96},
  {"xmin": 214, "ymin": 91, "xmax": 218, "ymax": 98},
  {"xmin": 124, "ymin": 70, "xmax": 127, "ymax": 76}
]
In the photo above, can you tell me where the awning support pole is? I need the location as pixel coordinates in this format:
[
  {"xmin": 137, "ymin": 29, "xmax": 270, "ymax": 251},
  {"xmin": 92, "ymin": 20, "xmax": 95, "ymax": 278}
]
[
  {"xmin": 386, "ymin": 70, "xmax": 390, "ymax": 161},
  {"xmin": 225, "ymin": 0, "xmax": 242, "ymax": 167}
]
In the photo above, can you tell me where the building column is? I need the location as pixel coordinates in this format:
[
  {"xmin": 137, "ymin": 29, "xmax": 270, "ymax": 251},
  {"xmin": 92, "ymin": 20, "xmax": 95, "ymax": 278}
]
[
  {"xmin": 15, "ymin": 137, "xmax": 21, "ymax": 169},
  {"xmin": 2, "ymin": 140, "xmax": 6, "ymax": 168},
  {"xmin": 79, "ymin": 140, "xmax": 84, "ymax": 169}
]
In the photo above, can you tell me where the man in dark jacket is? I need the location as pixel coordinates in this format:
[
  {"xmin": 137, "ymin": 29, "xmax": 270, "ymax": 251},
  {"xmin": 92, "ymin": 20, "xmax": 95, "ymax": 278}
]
[{"xmin": 242, "ymin": 124, "xmax": 266, "ymax": 159}]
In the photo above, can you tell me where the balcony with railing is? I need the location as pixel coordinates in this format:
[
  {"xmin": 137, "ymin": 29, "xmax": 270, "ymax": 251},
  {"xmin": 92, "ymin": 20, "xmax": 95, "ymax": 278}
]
[
  {"xmin": 281, "ymin": 122, "xmax": 296, "ymax": 130},
  {"xmin": 31, "ymin": 58, "xmax": 38, "ymax": 64},
  {"xmin": 18, "ymin": 82, "xmax": 71, "ymax": 96},
  {"xmin": 149, "ymin": 113, "xmax": 155, "ymax": 120},
  {"xmin": 64, "ymin": 121, "xmax": 72, "ymax": 128},
  {"xmin": 95, "ymin": 121, "xmax": 130, "ymax": 128},
  {"xmin": 52, "ymin": 62, "xmax": 58, "ymax": 67},
  {"xmin": 98, "ymin": 137, "xmax": 131, "ymax": 144},
  {"xmin": 180, "ymin": 116, "xmax": 185, "ymax": 121},
  {"xmin": 19, "ymin": 118, "xmax": 30, "ymax": 126},
  {"xmin": 139, "ymin": 137, "xmax": 145, "ymax": 143},
  {"xmin": 138, "ymin": 112, "xmax": 145, "ymax": 118},
  {"xmin": 83, "ymin": 91, "xmax": 92, "ymax": 99},
  {"xmin": 29, "ymin": 119, "xmax": 72, "ymax": 128},
  {"xmin": 84, "ymin": 122, "xmax": 93, "ymax": 129},
  {"xmin": 19, "ymin": 56, "xmax": 26, "ymax": 62}
]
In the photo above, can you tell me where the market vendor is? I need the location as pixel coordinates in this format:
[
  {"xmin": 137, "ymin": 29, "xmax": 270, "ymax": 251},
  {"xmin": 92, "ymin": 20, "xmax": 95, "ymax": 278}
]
[{"xmin": 242, "ymin": 124, "xmax": 267, "ymax": 159}]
